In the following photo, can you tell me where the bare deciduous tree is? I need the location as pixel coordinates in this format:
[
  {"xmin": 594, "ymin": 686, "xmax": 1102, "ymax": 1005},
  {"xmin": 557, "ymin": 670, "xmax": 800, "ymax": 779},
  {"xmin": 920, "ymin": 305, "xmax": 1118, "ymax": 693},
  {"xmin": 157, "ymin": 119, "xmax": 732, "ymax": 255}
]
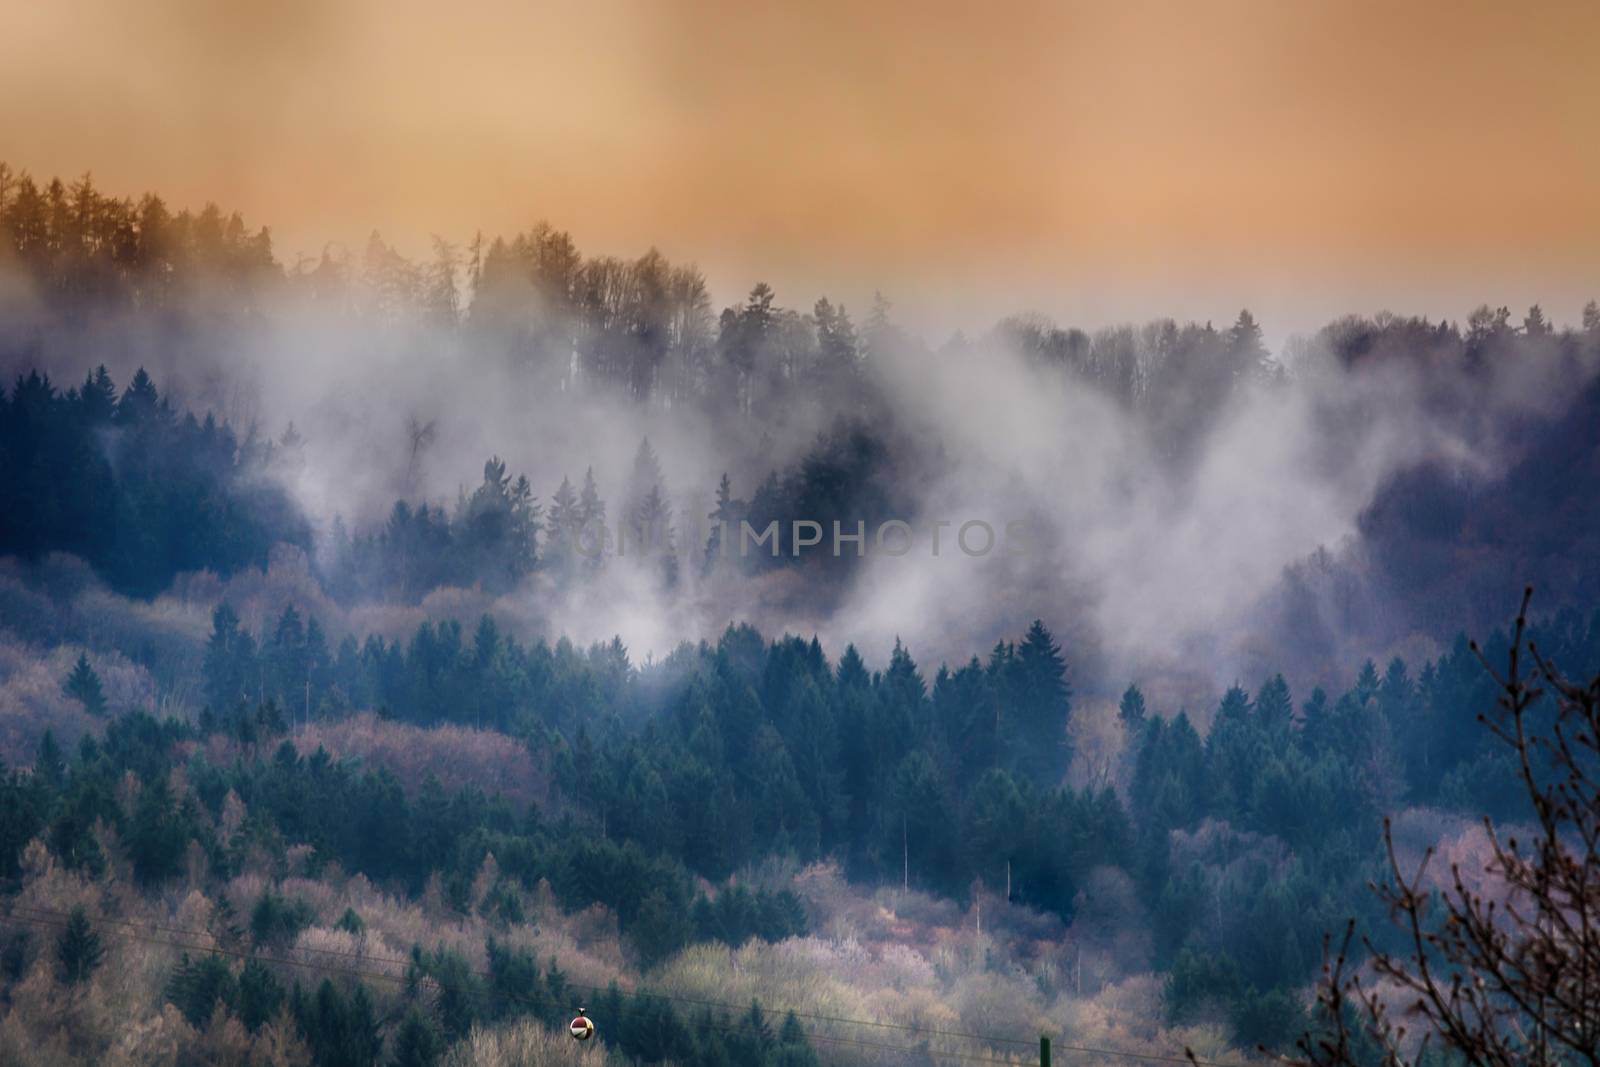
[{"xmin": 1288, "ymin": 588, "xmax": 1600, "ymax": 1067}]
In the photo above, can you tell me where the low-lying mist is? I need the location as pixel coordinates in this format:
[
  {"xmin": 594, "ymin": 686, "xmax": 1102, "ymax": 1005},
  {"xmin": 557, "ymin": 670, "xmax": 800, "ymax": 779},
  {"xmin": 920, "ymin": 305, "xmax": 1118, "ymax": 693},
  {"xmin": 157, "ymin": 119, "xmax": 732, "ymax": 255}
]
[{"xmin": 2, "ymin": 171, "xmax": 1596, "ymax": 710}]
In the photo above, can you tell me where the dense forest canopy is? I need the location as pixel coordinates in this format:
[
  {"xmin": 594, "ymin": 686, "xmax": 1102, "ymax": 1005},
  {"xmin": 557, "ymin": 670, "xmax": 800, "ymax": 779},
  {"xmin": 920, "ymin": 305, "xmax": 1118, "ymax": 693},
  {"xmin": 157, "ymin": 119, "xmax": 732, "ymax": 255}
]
[
  {"xmin": 4, "ymin": 164, "xmax": 1599, "ymax": 688},
  {"xmin": 1, "ymin": 165, "xmax": 1599, "ymax": 1067}
]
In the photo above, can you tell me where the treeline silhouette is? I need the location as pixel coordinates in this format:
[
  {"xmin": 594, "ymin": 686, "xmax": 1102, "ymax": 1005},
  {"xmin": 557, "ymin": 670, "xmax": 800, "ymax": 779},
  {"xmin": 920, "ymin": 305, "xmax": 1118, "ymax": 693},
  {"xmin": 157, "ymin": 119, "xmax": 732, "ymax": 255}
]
[
  {"xmin": 0, "ymin": 365, "xmax": 308, "ymax": 597},
  {"xmin": 7, "ymin": 166, "xmax": 1600, "ymax": 636},
  {"xmin": 8, "ymin": 161, "xmax": 1530, "ymax": 438},
  {"xmin": 0, "ymin": 364, "xmax": 911, "ymax": 601}
]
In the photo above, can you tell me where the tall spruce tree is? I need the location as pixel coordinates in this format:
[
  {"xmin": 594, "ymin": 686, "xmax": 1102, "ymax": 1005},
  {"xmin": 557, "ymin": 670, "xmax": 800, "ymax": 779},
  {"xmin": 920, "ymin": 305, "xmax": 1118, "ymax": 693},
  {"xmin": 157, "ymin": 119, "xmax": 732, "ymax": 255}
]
[
  {"xmin": 56, "ymin": 906, "xmax": 103, "ymax": 986},
  {"xmin": 64, "ymin": 653, "xmax": 107, "ymax": 716},
  {"xmin": 1012, "ymin": 620, "xmax": 1071, "ymax": 784}
]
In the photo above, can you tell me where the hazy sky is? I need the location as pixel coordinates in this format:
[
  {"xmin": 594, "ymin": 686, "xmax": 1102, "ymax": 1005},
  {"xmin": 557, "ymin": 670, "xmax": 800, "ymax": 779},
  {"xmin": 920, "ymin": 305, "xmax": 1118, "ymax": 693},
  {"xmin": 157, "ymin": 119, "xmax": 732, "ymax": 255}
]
[{"xmin": 3, "ymin": 0, "xmax": 1597, "ymax": 340}]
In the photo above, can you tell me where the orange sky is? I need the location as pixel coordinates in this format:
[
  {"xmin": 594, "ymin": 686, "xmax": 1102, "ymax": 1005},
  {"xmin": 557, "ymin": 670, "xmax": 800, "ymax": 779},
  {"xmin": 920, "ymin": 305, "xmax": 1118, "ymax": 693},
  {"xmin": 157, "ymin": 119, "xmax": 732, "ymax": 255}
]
[{"xmin": 3, "ymin": 0, "xmax": 1597, "ymax": 338}]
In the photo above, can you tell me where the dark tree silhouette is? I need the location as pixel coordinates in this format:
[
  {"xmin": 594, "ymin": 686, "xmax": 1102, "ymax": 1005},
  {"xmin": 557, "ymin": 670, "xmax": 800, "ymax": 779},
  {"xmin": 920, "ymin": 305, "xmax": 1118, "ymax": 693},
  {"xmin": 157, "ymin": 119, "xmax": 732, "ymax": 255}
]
[{"xmin": 56, "ymin": 907, "xmax": 103, "ymax": 987}]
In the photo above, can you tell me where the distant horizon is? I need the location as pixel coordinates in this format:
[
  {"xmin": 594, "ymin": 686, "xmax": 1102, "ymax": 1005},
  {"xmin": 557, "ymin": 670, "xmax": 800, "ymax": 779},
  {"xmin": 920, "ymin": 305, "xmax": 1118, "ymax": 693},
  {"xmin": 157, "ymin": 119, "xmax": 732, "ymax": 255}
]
[
  {"xmin": 3, "ymin": 156, "xmax": 1594, "ymax": 357},
  {"xmin": 4, "ymin": 1, "xmax": 1596, "ymax": 349}
]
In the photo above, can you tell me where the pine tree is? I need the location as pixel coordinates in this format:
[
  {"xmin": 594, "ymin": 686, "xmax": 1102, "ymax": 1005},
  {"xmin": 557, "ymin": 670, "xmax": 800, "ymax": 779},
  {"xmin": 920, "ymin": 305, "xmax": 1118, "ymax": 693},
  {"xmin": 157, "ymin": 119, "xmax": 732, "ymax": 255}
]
[
  {"xmin": 295, "ymin": 979, "xmax": 382, "ymax": 1067},
  {"xmin": 166, "ymin": 952, "xmax": 237, "ymax": 1024},
  {"xmin": 56, "ymin": 906, "xmax": 103, "ymax": 986},
  {"xmin": 211, "ymin": 894, "xmax": 245, "ymax": 951},
  {"xmin": 577, "ymin": 467, "xmax": 609, "ymax": 568},
  {"xmin": 1012, "ymin": 620, "xmax": 1071, "ymax": 784},
  {"xmin": 64, "ymin": 653, "xmax": 107, "ymax": 716},
  {"xmin": 77, "ymin": 365, "xmax": 117, "ymax": 424},
  {"xmin": 777, "ymin": 1012, "xmax": 820, "ymax": 1067},
  {"xmin": 390, "ymin": 1007, "xmax": 444, "ymax": 1067},
  {"xmin": 1523, "ymin": 303, "xmax": 1551, "ymax": 337},
  {"xmin": 509, "ymin": 473, "xmax": 541, "ymax": 577},
  {"xmin": 545, "ymin": 475, "xmax": 579, "ymax": 575},
  {"xmin": 623, "ymin": 438, "xmax": 668, "ymax": 560},
  {"xmin": 128, "ymin": 775, "xmax": 187, "ymax": 886},
  {"xmin": 703, "ymin": 472, "xmax": 745, "ymax": 574},
  {"xmin": 1254, "ymin": 675, "xmax": 1294, "ymax": 737},
  {"xmin": 1226, "ymin": 309, "xmax": 1273, "ymax": 383},
  {"xmin": 237, "ymin": 957, "xmax": 284, "ymax": 1032},
  {"xmin": 116, "ymin": 367, "xmax": 161, "ymax": 424},
  {"xmin": 34, "ymin": 730, "xmax": 65, "ymax": 789},
  {"xmin": 629, "ymin": 887, "xmax": 691, "ymax": 968},
  {"xmin": 204, "ymin": 602, "xmax": 254, "ymax": 709},
  {"xmin": 1119, "ymin": 684, "xmax": 1148, "ymax": 730}
]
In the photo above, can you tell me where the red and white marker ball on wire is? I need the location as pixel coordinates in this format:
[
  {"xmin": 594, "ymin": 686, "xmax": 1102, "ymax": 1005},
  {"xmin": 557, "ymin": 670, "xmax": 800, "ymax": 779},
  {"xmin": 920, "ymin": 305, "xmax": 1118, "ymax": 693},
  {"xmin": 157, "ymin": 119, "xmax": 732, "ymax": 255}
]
[{"xmin": 569, "ymin": 1009, "xmax": 595, "ymax": 1041}]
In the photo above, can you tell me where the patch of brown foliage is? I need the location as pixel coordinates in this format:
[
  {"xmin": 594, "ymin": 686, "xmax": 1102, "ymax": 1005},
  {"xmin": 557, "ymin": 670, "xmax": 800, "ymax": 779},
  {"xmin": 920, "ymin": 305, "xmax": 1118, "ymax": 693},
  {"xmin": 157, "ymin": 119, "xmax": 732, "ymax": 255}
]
[{"xmin": 293, "ymin": 712, "xmax": 546, "ymax": 808}]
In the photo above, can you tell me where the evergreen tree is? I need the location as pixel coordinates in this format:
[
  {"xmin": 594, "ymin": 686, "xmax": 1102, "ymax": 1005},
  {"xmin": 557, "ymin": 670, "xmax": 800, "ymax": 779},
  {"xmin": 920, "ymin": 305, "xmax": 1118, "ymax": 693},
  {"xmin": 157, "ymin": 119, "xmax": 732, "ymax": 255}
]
[
  {"xmin": 77, "ymin": 365, "xmax": 117, "ymax": 424},
  {"xmin": 204, "ymin": 602, "xmax": 255, "ymax": 709},
  {"xmin": 1254, "ymin": 674, "xmax": 1294, "ymax": 738},
  {"xmin": 1011, "ymin": 621, "xmax": 1071, "ymax": 784},
  {"xmin": 1226, "ymin": 309, "xmax": 1274, "ymax": 383},
  {"xmin": 237, "ymin": 957, "xmax": 284, "ymax": 1031},
  {"xmin": 576, "ymin": 467, "xmax": 609, "ymax": 567},
  {"xmin": 34, "ymin": 729, "xmax": 65, "ymax": 789},
  {"xmin": 295, "ymin": 979, "xmax": 383, "ymax": 1067},
  {"xmin": 630, "ymin": 886, "xmax": 692, "ymax": 968},
  {"xmin": 1119, "ymin": 684, "xmax": 1148, "ymax": 730},
  {"xmin": 1523, "ymin": 303, "xmax": 1551, "ymax": 337},
  {"xmin": 703, "ymin": 472, "xmax": 744, "ymax": 573},
  {"xmin": 623, "ymin": 438, "xmax": 672, "ymax": 566},
  {"xmin": 64, "ymin": 653, "xmax": 107, "ymax": 716},
  {"xmin": 166, "ymin": 952, "xmax": 237, "ymax": 1024},
  {"xmin": 390, "ymin": 1007, "xmax": 444, "ymax": 1067},
  {"xmin": 56, "ymin": 906, "xmax": 103, "ymax": 986},
  {"xmin": 128, "ymin": 775, "xmax": 189, "ymax": 886},
  {"xmin": 545, "ymin": 475, "xmax": 579, "ymax": 576}
]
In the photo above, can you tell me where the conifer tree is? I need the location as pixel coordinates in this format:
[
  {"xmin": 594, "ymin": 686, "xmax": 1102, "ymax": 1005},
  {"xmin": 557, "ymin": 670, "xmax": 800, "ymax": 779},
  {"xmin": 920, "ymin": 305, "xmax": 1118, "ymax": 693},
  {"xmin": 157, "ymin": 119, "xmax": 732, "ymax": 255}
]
[
  {"xmin": 703, "ymin": 471, "xmax": 741, "ymax": 573},
  {"xmin": 545, "ymin": 475, "xmax": 579, "ymax": 575},
  {"xmin": 64, "ymin": 652, "xmax": 107, "ymax": 716},
  {"xmin": 1119, "ymin": 684, "xmax": 1148, "ymax": 730},
  {"xmin": 77, "ymin": 365, "xmax": 117, "ymax": 423},
  {"xmin": 56, "ymin": 906, "xmax": 102, "ymax": 986},
  {"xmin": 33, "ymin": 729, "xmax": 65, "ymax": 789},
  {"xmin": 1012, "ymin": 620, "xmax": 1071, "ymax": 784},
  {"xmin": 237, "ymin": 958, "xmax": 284, "ymax": 1032},
  {"xmin": 577, "ymin": 467, "xmax": 609, "ymax": 567},
  {"xmin": 390, "ymin": 1007, "xmax": 444, "ymax": 1067}
]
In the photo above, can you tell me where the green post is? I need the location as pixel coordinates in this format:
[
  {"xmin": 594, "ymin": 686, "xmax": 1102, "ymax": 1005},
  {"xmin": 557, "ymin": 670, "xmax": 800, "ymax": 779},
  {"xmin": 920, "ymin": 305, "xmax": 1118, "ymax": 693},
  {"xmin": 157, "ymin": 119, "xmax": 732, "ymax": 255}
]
[{"xmin": 1040, "ymin": 1035, "xmax": 1051, "ymax": 1067}]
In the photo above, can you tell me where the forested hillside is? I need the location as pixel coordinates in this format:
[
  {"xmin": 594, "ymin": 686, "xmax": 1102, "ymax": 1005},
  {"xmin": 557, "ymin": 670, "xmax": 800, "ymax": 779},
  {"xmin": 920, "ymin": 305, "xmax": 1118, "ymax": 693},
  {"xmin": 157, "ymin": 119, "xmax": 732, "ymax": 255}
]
[{"xmin": 1, "ymin": 166, "xmax": 1599, "ymax": 1067}]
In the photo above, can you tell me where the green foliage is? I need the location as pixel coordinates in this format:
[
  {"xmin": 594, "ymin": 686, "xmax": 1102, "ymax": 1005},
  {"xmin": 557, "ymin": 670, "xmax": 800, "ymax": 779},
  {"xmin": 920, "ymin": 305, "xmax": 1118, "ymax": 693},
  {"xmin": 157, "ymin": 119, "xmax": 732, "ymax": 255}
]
[
  {"xmin": 128, "ymin": 775, "xmax": 198, "ymax": 886},
  {"xmin": 631, "ymin": 887, "xmax": 692, "ymax": 968},
  {"xmin": 408, "ymin": 944, "xmax": 483, "ymax": 1042},
  {"xmin": 64, "ymin": 653, "xmax": 107, "ymax": 716},
  {"xmin": 12, "ymin": 560, "xmax": 1598, "ymax": 1054},
  {"xmin": 1230, "ymin": 986, "xmax": 1309, "ymax": 1053},
  {"xmin": 293, "ymin": 979, "xmax": 382, "ymax": 1067},
  {"xmin": 237, "ymin": 958, "xmax": 285, "ymax": 1032},
  {"xmin": 34, "ymin": 730, "xmax": 65, "ymax": 790},
  {"xmin": 165, "ymin": 952, "xmax": 237, "ymax": 1025},
  {"xmin": 0, "ymin": 366, "xmax": 311, "ymax": 597},
  {"xmin": 250, "ymin": 890, "xmax": 317, "ymax": 949},
  {"xmin": 1, "ymin": 929, "xmax": 32, "ymax": 982},
  {"xmin": 485, "ymin": 936, "xmax": 546, "ymax": 1021},
  {"xmin": 55, "ymin": 907, "xmax": 103, "ymax": 986},
  {"xmin": 390, "ymin": 1007, "xmax": 444, "ymax": 1067}
]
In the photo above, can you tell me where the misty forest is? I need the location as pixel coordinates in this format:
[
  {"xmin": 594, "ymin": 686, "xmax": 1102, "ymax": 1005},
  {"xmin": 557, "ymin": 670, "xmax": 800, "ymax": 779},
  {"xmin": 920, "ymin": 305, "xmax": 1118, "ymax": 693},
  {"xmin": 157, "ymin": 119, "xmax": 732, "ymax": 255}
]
[{"xmin": 1, "ymin": 166, "xmax": 1599, "ymax": 1067}]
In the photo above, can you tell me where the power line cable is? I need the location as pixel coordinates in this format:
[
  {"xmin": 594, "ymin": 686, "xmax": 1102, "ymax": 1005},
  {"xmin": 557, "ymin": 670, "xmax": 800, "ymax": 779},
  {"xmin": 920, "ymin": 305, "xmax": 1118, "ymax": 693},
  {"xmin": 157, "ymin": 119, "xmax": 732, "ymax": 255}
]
[
  {"xmin": 6, "ymin": 904, "xmax": 1252, "ymax": 1067},
  {"xmin": 4, "ymin": 907, "xmax": 1021, "ymax": 1065},
  {"xmin": 11, "ymin": 902, "xmax": 1034, "ymax": 1047}
]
